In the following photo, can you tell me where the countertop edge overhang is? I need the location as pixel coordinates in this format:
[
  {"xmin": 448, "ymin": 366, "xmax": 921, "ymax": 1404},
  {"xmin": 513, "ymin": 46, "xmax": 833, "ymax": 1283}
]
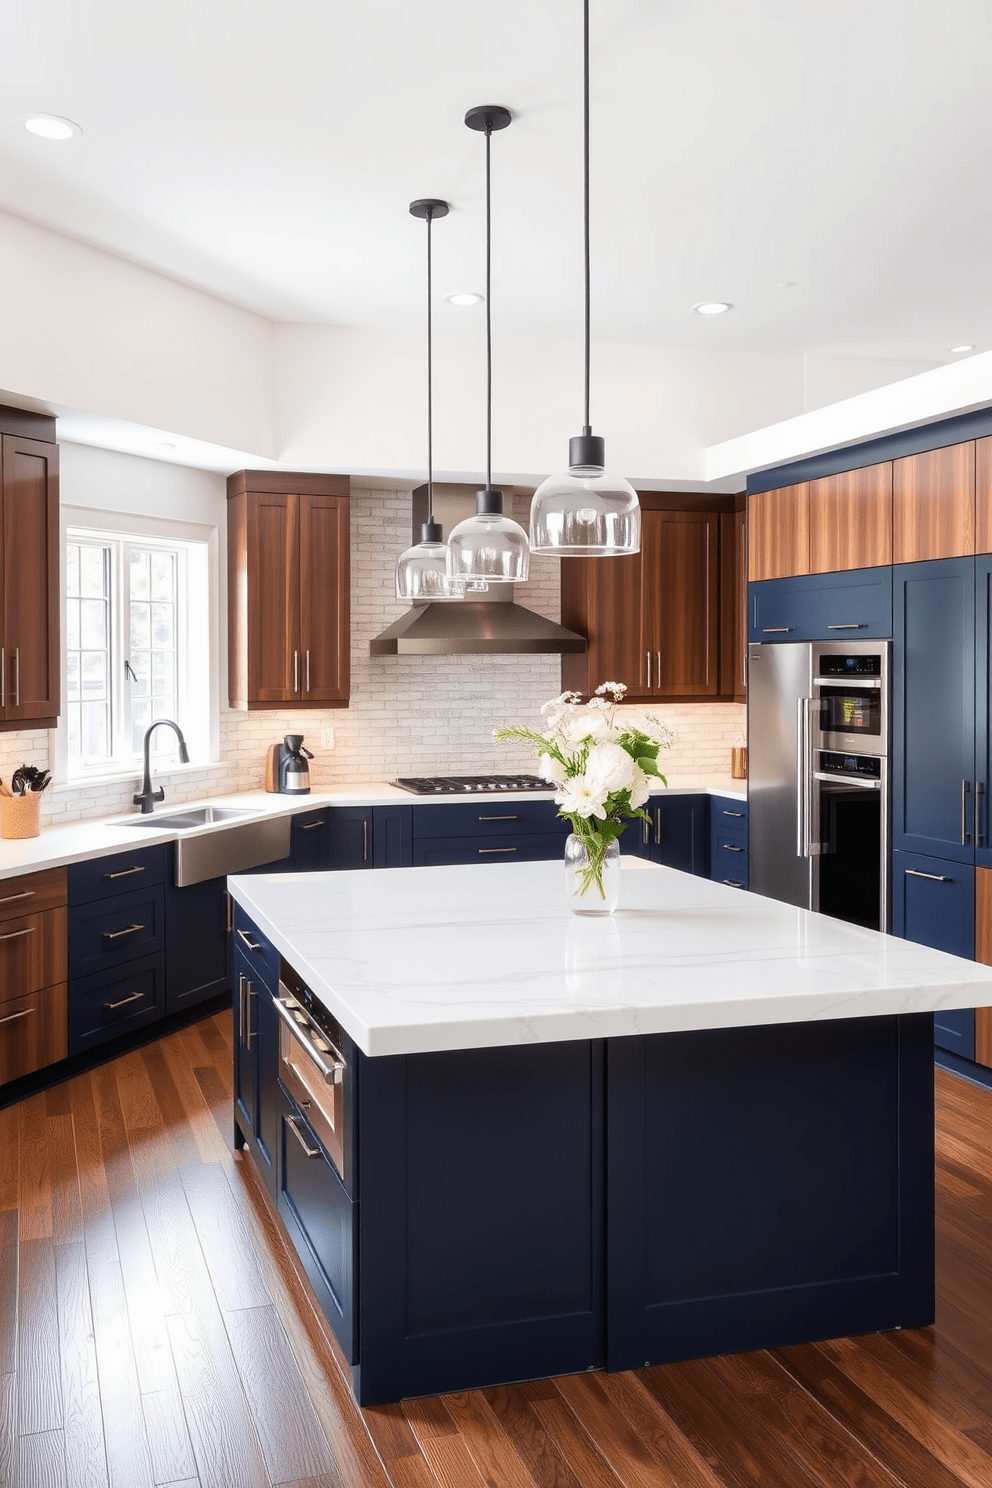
[
  {"xmin": 0, "ymin": 775, "xmax": 744, "ymax": 880},
  {"xmin": 227, "ymin": 858, "xmax": 992, "ymax": 1059}
]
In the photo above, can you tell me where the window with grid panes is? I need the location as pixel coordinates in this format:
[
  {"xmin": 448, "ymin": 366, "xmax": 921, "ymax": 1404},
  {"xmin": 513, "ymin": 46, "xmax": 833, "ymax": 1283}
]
[{"xmin": 65, "ymin": 530, "xmax": 196, "ymax": 776}]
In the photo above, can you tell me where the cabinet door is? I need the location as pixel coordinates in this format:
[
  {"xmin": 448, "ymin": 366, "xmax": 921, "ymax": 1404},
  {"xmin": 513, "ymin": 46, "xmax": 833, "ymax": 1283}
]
[
  {"xmin": 892, "ymin": 848, "xmax": 975, "ymax": 1060},
  {"xmin": 642, "ymin": 797, "xmax": 707, "ymax": 875},
  {"xmin": 641, "ymin": 510, "xmax": 719, "ymax": 697},
  {"xmin": 719, "ymin": 509, "xmax": 747, "ymax": 699},
  {"xmin": 0, "ymin": 982, "xmax": 67, "ymax": 1083},
  {"xmin": 893, "ymin": 443, "xmax": 975, "ymax": 564},
  {"xmin": 976, "ymin": 556, "xmax": 992, "ymax": 867},
  {"xmin": 373, "ymin": 806, "xmax": 413, "ymax": 868},
  {"xmin": 560, "ymin": 553, "xmax": 644, "ymax": 698},
  {"xmin": 233, "ymin": 949, "xmax": 258, "ymax": 1150},
  {"xmin": 893, "ymin": 560, "xmax": 975, "ymax": 862},
  {"xmin": 327, "ymin": 807, "xmax": 374, "ymax": 869},
  {"xmin": 1, "ymin": 436, "xmax": 59, "ymax": 723},
  {"xmin": 291, "ymin": 809, "xmax": 331, "ymax": 872},
  {"xmin": 299, "ymin": 493, "xmax": 350, "ymax": 705},
  {"xmin": 975, "ymin": 866, "xmax": 992, "ymax": 1067},
  {"xmin": 747, "ymin": 482, "xmax": 809, "ymax": 581},
  {"xmin": 246, "ymin": 492, "xmax": 300, "ymax": 703},
  {"xmin": 165, "ymin": 875, "xmax": 229, "ymax": 1016},
  {"xmin": 808, "ymin": 464, "xmax": 892, "ymax": 574},
  {"xmin": 748, "ymin": 567, "xmax": 893, "ymax": 643}
]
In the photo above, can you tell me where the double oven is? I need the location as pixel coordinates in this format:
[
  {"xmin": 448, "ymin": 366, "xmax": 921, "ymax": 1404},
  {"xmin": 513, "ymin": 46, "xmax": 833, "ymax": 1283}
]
[{"xmin": 750, "ymin": 639, "xmax": 891, "ymax": 932}]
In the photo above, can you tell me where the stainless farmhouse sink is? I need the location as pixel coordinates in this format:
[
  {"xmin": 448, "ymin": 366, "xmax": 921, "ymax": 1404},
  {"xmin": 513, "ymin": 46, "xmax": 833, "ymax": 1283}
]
[{"xmin": 118, "ymin": 805, "xmax": 291, "ymax": 886}]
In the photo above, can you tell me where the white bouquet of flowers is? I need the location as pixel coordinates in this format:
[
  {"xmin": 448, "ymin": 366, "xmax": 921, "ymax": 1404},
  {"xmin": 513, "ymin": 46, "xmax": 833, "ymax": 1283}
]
[{"xmin": 495, "ymin": 682, "xmax": 673, "ymax": 899}]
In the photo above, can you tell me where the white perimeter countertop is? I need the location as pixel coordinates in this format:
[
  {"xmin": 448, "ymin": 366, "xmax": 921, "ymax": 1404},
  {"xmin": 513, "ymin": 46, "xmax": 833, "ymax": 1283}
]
[
  {"xmin": 0, "ymin": 775, "xmax": 744, "ymax": 881},
  {"xmin": 228, "ymin": 857, "xmax": 992, "ymax": 1058}
]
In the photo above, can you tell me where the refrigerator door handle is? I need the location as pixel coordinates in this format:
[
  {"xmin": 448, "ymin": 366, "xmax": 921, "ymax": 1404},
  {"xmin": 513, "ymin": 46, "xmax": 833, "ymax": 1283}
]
[{"xmin": 797, "ymin": 697, "xmax": 807, "ymax": 858}]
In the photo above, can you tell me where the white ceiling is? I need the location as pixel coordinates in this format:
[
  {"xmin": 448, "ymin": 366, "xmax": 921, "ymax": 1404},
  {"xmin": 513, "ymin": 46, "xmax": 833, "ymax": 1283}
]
[{"xmin": 2, "ymin": 0, "xmax": 992, "ymax": 366}]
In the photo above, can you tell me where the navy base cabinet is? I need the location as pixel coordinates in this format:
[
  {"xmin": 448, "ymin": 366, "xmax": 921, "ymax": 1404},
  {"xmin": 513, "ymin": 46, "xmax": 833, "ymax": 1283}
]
[
  {"xmin": 710, "ymin": 796, "xmax": 748, "ymax": 888},
  {"xmin": 892, "ymin": 848, "xmax": 975, "ymax": 1059},
  {"xmin": 607, "ymin": 1014, "xmax": 935, "ymax": 1371},
  {"xmin": 637, "ymin": 795, "xmax": 708, "ymax": 875},
  {"xmin": 232, "ymin": 907, "xmax": 280, "ymax": 1199},
  {"xmin": 165, "ymin": 870, "xmax": 229, "ymax": 1016},
  {"xmin": 328, "ymin": 806, "xmax": 413, "ymax": 869}
]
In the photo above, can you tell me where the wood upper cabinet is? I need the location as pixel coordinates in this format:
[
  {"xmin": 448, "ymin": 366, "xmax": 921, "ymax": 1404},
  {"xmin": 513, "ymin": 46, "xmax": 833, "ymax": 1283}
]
[
  {"xmin": 808, "ymin": 464, "xmax": 892, "ymax": 573},
  {"xmin": 227, "ymin": 472, "xmax": 350, "ymax": 710},
  {"xmin": 975, "ymin": 437, "xmax": 992, "ymax": 554},
  {"xmin": 893, "ymin": 442, "xmax": 976, "ymax": 564},
  {"xmin": 748, "ymin": 482, "xmax": 809, "ymax": 581},
  {"xmin": 0, "ymin": 434, "xmax": 59, "ymax": 727},
  {"xmin": 719, "ymin": 507, "xmax": 747, "ymax": 700},
  {"xmin": 561, "ymin": 495, "xmax": 731, "ymax": 702}
]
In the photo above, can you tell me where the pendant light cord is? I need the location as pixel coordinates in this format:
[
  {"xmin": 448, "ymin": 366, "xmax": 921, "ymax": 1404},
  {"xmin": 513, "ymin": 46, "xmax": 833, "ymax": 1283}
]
[
  {"xmin": 485, "ymin": 120, "xmax": 493, "ymax": 491},
  {"xmin": 583, "ymin": 0, "xmax": 591, "ymax": 437},
  {"xmin": 426, "ymin": 206, "xmax": 435, "ymax": 523}
]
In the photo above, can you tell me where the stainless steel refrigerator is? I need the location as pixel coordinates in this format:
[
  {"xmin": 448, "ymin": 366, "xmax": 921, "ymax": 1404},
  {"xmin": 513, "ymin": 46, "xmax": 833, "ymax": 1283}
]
[{"xmin": 747, "ymin": 639, "xmax": 890, "ymax": 931}]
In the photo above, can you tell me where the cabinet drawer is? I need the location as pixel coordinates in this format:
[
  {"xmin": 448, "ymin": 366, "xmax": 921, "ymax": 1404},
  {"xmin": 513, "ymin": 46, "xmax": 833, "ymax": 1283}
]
[
  {"xmin": 0, "ymin": 907, "xmax": 67, "ymax": 1005},
  {"xmin": 68, "ymin": 844, "xmax": 168, "ymax": 906},
  {"xmin": 749, "ymin": 567, "xmax": 893, "ymax": 642},
  {"xmin": 0, "ymin": 867, "xmax": 67, "ymax": 922},
  {"xmin": 277, "ymin": 1087, "xmax": 356, "ymax": 1363},
  {"xmin": 412, "ymin": 831, "xmax": 568, "ymax": 867},
  {"xmin": 712, "ymin": 800, "xmax": 748, "ymax": 828},
  {"xmin": 69, "ymin": 954, "xmax": 165, "ymax": 1055},
  {"xmin": 0, "ymin": 983, "xmax": 67, "ymax": 1084},
  {"xmin": 412, "ymin": 800, "xmax": 561, "ymax": 839},
  {"xmin": 712, "ymin": 833, "xmax": 748, "ymax": 888},
  {"xmin": 232, "ymin": 907, "xmax": 279, "ymax": 989},
  {"xmin": 68, "ymin": 886, "xmax": 165, "ymax": 977}
]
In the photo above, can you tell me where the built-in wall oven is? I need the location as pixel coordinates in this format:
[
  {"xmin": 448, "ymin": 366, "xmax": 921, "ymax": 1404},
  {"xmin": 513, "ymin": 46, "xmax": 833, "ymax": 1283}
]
[
  {"xmin": 275, "ymin": 959, "xmax": 347, "ymax": 1177},
  {"xmin": 750, "ymin": 639, "xmax": 891, "ymax": 932}
]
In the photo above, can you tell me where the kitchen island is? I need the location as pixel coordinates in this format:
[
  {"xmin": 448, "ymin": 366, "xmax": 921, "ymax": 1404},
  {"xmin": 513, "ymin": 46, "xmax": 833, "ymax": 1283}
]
[{"xmin": 229, "ymin": 857, "xmax": 992, "ymax": 1405}]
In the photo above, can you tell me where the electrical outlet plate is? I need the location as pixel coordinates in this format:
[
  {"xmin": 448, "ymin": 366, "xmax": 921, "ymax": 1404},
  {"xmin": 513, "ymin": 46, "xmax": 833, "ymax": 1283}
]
[{"xmin": 321, "ymin": 728, "xmax": 335, "ymax": 750}]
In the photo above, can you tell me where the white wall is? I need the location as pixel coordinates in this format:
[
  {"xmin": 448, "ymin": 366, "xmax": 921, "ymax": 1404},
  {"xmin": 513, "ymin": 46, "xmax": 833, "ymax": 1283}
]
[{"xmin": 0, "ymin": 209, "xmax": 276, "ymax": 457}]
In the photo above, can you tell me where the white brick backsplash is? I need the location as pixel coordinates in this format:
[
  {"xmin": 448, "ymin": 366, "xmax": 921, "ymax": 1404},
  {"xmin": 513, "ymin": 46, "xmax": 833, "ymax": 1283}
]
[{"xmin": 0, "ymin": 488, "xmax": 745, "ymax": 823}]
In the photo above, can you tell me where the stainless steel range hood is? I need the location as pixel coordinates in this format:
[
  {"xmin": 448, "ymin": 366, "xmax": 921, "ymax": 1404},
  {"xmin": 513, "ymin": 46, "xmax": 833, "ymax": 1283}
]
[{"xmin": 370, "ymin": 485, "xmax": 587, "ymax": 657}]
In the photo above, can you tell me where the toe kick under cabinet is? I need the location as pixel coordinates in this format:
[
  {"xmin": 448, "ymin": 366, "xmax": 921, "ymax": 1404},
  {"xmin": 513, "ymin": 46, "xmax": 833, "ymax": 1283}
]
[{"xmin": 0, "ymin": 867, "xmax": 67, "ymax": 1084}]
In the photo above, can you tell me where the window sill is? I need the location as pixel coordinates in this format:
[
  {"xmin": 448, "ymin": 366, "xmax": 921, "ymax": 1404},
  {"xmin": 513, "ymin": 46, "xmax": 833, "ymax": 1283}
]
[{"xmin": 54, "ymin": 759, "xmax": 224, "ymax": 793}]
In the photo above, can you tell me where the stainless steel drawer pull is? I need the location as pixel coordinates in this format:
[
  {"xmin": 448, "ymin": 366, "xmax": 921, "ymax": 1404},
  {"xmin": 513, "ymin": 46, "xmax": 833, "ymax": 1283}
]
[
  {"xmin": 0, "ymin": 1007, "xmax": 34, "ymax": 1027},
  {"xmin": 104, "ymin": 865, "xmax": 146, "ymax": 880},
  {"xmin": 287, "ymin": 1116, "xmax": 321, "ymax": 1159},
  {"xmin": 306, "ymin": 649, "xmax": 311, "ymax": 693},
  {"xmin": 905, "ymin": 869, "xmax": 952, "ymax": 883},
  {"xmin": 722, "ymin": 810, "xmax": 744, "ymax": 818},
  {"xmin": 826, "ymin": 623, "xmax": 865, "ymax": 630},
  {"xmin": 722, "ymin": 879, "xmax": 744, "ymax": 888},
  {"xmin": 0, "ymin": 926, "xmax": 35, "ymax": 942},
  {"xmin": 478, "ymin": 814, "xmax": 519, "ymax": 821},
  {"xmin": 237, "ymin": 929, "xmax": 263, "ymax": 952},
  {"xmin": 0, "ymin": 889, "xmax": 34, "ymax": 905},
  {"xmin": 300, "ymin": 821, "xmax": 324, "ymax": 831},
  {"xmin": 762, "ymin": 626, "xmax": 792, "ymax": 633},
  {"xmin": 724, "ymin": 844, "xmax": 745, "ymax": 853},
  {"xmin": 102, "ymin": 923, "xmax": 145, "ymax": 942},
  {"xmin": 13, "ymin": 649, "xmax": 19, "ymax": 708},
  {"xmin": 646, "ymin": 651, "xmax": 651, "ymax": 689},
  {"xmin": 479, "ymin": 847, "xmax": 517, "ymax": 854},
  {"xmin": 225, "ymin": 892, "xmax": 233, "ymax": 934},
  {"xmin": 654, "ymin": 806, "xmax": 662, "ymax": 846},
  {"xmin": 293, "ymin": 649, "xmax": 299, "ymax": 693},
  {"xmin": 363, "ymin": 818, "xmax": 369, "ymax": 862},
  {"xmin": 104, "ymin": 991, "xmax": 144, "ymax": 1011}
]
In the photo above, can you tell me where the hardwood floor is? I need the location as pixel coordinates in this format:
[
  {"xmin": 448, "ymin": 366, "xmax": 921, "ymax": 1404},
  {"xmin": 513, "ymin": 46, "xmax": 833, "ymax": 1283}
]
[{"xmin": 1, "ymin": 1016, "xmax": 992, "ymax": 1488}]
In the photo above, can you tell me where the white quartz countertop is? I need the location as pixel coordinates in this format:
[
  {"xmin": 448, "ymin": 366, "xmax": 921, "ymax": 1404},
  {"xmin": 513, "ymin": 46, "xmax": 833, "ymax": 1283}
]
[
  {"xmin": 228, "ymin": 857, "xmax": 992, "ymax": 1058},
  {"xmin": 0, "ymin": 775, "xmax": 745, "ymax": 881}
]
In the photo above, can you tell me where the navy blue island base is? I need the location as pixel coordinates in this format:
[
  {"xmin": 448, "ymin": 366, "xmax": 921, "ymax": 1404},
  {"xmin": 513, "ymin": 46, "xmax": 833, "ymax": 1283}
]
[{"xmin": 313, "ymin": 1009, "xmax": 935, "ymax": 1405}]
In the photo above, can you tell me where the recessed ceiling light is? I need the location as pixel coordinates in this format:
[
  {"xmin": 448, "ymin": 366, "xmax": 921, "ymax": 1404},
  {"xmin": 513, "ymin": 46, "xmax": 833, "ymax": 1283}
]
[
  {"xmin": 692, "ymin": 301, "xmax": 733, "ymax": 316},
  {"xmin": 949, "ymin": 344, "xmax": 976, "ymax": 354},
  {"xmin": 445, "ymin": 292, "xmax": 484, "ymax": 307},
  {"xmin": 23, "ymin": 114, "xmax": 81, "ymax": 141}
]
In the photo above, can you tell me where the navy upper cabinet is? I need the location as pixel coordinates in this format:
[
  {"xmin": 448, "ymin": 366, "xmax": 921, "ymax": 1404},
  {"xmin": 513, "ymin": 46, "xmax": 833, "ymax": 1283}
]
[
  {"xmin": 748, "ymin": 567, "xmax": 893, "ymax": 644},
  {"xmin": 893, "ymin": 559, "xmax": 976, "ymax": 863}
]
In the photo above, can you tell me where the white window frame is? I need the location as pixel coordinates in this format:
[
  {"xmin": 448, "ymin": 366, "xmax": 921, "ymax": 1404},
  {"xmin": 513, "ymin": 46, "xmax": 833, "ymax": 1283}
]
[{"xmin": 55, "ymin": 505, "xmax": 221, "ymax": 787}]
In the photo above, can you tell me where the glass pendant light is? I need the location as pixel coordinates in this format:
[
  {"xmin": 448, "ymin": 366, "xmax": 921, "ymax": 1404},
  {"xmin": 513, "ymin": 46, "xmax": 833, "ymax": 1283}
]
[
  {"xmin": 395, "ymin": 199, "xmax": 471, "ymax": 602},
  {"xmin": 529, "ymin": 0, "xmax": 640, "ymax": 557},
  {"xmin": 447, "ymin": 106, "xmax": 530, "ymax": 585}
]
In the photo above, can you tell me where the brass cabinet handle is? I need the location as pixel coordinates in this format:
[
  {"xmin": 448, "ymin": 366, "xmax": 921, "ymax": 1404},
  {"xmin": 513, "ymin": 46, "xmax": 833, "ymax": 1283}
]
[
  {"xmin": 0, "ymin": 1007, "xmax": 34, "ymax": 1027},
  {"xmin": 103, "ymin": 865, "xmax": 145, "ymax": 880},
  {"xmin": 237, "ymin": 928, "xmax": 263, "ymax": 952},
  {"xmin": 104, "ymin": 991, "xmax": 144, "ymax": 1011},
  {"xmin": 905, "ymin": 868, "xmax": 952, "ymax": 883},
  {"xmin": 478, "ymin": 847, "xmax": 517, "ymax": 854},
  {"xmin": 102, "ymin": 923, "xmax": 145, "ymax": 942},
  {"xmin": 287, "ymin": 1116, "xmax": 321, "ymax": 1159},
  {"xmin": 0, "ymin": 888, "xmax": 34, "ymax": 905},
  {"xmin": 0, "ymin": 926, "xmax": 35, "ymax": 942}
]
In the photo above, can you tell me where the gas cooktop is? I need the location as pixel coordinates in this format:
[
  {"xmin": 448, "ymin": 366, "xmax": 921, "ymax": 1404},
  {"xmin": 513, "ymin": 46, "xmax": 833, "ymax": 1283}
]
[{"xmin": 393, "ymin": 774, "xmax": 552, "ymax": 795}]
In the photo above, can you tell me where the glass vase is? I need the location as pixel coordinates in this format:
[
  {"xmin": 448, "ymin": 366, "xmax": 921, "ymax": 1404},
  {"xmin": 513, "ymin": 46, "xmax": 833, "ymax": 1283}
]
[{"xmin": 564, "ymin": 832, "xmax": 620, "ymax": 916}]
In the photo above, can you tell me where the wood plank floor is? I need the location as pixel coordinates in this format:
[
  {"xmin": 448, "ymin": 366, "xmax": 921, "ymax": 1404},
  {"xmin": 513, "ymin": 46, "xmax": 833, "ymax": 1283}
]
[{"xmin": 1, "ymin": 1014, "xmax": 992, "ymax": 1488}]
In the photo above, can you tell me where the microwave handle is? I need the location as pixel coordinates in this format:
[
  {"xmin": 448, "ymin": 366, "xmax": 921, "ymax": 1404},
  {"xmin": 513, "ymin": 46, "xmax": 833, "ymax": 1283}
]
[{"xmin": 274, "ymin": 996, "xmax": 345, "ymax": 1085}]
